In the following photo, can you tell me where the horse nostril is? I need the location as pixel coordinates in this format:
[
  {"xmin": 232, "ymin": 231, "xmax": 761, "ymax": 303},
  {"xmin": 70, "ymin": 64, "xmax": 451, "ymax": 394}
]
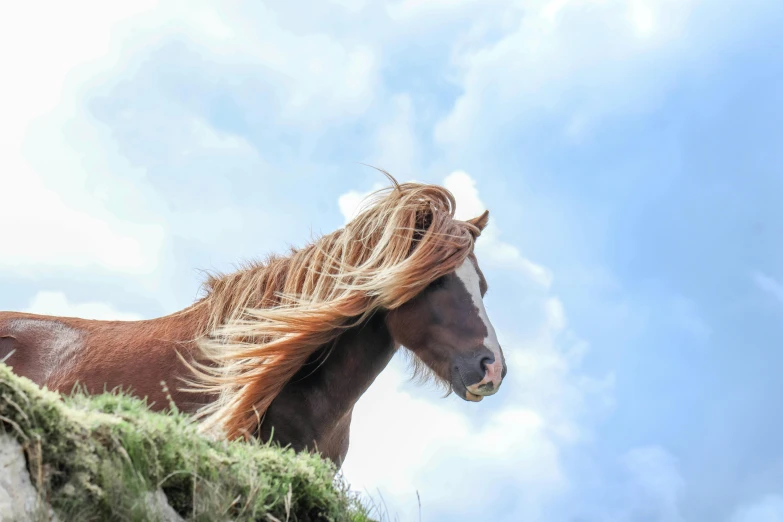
[{"xmin": 480, "ymin": 356, "xmax": 493, "ymax": 373}]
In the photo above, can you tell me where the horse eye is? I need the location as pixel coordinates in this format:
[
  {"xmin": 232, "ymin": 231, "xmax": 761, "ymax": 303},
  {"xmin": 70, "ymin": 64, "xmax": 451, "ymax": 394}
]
[{"xmin": 429, "ymin": 276, "xmax": 447, "ymax": 289}]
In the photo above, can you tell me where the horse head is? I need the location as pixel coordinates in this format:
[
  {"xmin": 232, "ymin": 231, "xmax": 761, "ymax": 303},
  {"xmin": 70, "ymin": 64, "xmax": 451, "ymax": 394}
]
[{"xmin": 386, "ymin": 210, "xmax": 507, "ymax": 402}]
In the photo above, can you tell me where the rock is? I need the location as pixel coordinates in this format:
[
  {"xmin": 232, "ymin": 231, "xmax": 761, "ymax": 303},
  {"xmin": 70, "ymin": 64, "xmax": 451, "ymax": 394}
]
[
  {"xmin": 144, "ymin": 489, "xmax": 185, "ymax": 522},
  {"xmin": 0, "ymin": 433, "xmax": 184, "ymax": 522},
  {"xmin": 0, "ymin": 433, "xmax": 58, "ymax": 522}
]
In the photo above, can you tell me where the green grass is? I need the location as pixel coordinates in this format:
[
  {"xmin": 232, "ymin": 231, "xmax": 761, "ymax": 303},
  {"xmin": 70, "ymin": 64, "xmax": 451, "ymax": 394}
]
[{"xmin": 0, "ymin": 363, "xmax": 378, "ymax": 522}]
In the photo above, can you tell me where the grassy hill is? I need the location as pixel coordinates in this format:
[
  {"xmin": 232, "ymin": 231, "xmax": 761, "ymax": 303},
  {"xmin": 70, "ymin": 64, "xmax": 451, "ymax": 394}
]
[{"xmin": 0, "ymin": 363, "xmax": 376, "ymax": 522}]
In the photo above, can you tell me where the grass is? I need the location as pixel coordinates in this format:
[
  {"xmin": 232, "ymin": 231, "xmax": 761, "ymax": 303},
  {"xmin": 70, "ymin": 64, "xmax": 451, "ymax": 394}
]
[{"xmin": 0, "ymin": 363, "xmax": 378, "ymax": 522}]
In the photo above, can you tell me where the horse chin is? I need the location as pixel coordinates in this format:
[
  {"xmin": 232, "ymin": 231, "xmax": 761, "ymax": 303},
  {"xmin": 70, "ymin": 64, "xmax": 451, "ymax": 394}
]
[
  {"xmin": 464, "ymin": 391, "xmax": 484, "ymax": 402},
  {"xmin": 453, "ymin": 378, "xmax": 484, "ymax": 402}
]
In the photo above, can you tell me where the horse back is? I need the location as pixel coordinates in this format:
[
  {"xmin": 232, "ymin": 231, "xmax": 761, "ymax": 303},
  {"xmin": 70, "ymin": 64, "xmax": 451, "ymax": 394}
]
[{"xmin": 0, "ymin": 309, "xmax": 207, "ymax": 412}]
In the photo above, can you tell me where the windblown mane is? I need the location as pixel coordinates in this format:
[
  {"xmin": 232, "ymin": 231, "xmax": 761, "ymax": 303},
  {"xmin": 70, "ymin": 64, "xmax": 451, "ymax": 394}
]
[{"xmin": 190, "ymin": 179, "xmax": 482, "ymax": 440}]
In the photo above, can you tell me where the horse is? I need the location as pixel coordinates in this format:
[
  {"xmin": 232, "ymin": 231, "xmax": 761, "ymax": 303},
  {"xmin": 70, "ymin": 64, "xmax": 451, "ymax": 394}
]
[{"xmin": 0, "ymin": 180, "xmax": 507, "ymax": 466}]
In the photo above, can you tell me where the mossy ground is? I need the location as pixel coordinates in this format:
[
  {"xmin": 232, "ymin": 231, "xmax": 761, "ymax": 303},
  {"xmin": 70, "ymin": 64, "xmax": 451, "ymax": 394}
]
[{"xmin": 0, "ymin": 363, "xmax": 379, "ymax": 522}]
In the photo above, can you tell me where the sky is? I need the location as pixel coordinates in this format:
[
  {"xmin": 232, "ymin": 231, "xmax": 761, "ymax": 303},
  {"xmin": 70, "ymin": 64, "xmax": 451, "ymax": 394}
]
[{"xmin": 1, "ymin": 0, "xmax": 782, "ymax": 520}]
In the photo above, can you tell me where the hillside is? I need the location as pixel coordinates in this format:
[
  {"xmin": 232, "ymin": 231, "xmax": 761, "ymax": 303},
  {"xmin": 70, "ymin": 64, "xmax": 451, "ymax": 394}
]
[{"xmin": 0, "ymin": 363, "xmax": 375, "ymax": 522}]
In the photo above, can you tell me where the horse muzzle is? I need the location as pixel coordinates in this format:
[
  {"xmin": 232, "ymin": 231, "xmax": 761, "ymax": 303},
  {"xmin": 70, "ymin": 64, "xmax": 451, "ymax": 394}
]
[{"xmin": 456, "ymin": 348, "xmax": 507, "ymax": 402}]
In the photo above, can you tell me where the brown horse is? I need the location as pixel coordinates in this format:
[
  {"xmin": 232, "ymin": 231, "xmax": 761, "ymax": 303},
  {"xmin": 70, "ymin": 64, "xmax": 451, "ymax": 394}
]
[{"xmin": 0, "ymin": 180, "xmax": 506, "ymax": 466}]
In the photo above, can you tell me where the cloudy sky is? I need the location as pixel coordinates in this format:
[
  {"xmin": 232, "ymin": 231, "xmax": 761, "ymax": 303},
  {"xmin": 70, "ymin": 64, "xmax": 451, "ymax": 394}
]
[{"xmin": 2, "ymin": 1, "xmax": 782, "ymax": 520}]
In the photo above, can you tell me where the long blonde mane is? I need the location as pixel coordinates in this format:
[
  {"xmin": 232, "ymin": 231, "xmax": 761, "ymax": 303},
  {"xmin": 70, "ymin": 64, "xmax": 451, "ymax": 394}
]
[{"xmin": 191, "ymin": 178, "xmax": 482, "ymax": 440}]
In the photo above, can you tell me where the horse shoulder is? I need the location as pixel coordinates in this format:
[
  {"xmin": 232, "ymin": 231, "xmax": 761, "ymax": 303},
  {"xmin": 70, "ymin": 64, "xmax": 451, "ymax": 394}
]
[{"xmin": 0, "ymin": 312, "xmax": 88, "ymax": 386}]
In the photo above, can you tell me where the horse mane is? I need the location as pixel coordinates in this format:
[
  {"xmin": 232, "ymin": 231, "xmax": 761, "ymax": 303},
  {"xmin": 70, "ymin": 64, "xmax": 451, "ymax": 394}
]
[{"xmin": 189, "ymin": 177, "xmax": 483, "ymax": 440}]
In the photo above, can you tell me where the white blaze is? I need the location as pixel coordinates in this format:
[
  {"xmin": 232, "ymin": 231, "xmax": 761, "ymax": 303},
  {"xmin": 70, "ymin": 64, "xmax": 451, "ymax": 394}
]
[{"xmin": 455, "ymin": 259, "xmax": 502, "ymax": 363}]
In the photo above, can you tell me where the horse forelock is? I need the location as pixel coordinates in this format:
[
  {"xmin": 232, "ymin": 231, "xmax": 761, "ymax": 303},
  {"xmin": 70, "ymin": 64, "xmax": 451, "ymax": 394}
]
[{"xmin": 191, "ymin": 179, "xmax": 483, "ymax": 440}]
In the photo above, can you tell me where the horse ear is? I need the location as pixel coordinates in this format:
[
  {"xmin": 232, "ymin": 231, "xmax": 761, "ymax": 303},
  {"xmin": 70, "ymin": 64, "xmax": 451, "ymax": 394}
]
[{"xmin": 466, "ymin": 210, "xmax": 489, "ymax": 236}]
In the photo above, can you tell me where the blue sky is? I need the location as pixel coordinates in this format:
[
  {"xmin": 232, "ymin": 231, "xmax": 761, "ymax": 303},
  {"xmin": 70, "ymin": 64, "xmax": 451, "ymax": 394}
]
[{"xmin": 2, "ymin": 1, "xmax": 782, "ymax": 520}]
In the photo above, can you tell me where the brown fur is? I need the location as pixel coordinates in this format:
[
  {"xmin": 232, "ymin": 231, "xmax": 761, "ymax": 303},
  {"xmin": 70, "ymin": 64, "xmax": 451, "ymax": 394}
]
[
  {"xmin": 0, "ymin": 179, "xmax": 505, "ymax": 465},
  {"xmin": 190, "ymin": 181, "xmax": 488, "ymax": 439},
  {"xmin": 0, "ymin": 306, "xmax": 209, "ymax": 411}
]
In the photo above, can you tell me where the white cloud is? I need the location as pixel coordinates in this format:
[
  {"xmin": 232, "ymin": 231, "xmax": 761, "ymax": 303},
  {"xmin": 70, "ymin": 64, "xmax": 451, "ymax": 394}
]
[
  {"xmin": 0, "ymin": 1, "xmax": 161, "ymax": 148},
  {"xmin": 161, "ymin": 3, "xmax": 379, "ymax": 129},
  {"xmin": 0, "ymin": 1, "xmax": 166, "ymax": 276},
  {"xmin": 328, "ymin": 0, "xmax": 367, "ymax": 13},
  {"xmin": 386, "ymin": 0, "xmax": 483, "ymax": 21},
  {"xmin": 370, "ymin": 94, "xmax": 422, "ymax": 179},
  {"xmin": 752, "ymin": 271, "xmax": 783, "ymax": 304},
  {"xmin": 338, "ymin": 183, "xmax": 387, "ymax": 225},
  {"xmin": 185, "ymin": 118, "xmax": 256, "ymax": 153},
  {"xmin": 434, "ymin": 0, "xmax": 700, "ymax": 147},
  {"xmin": 0, "ymin": 2, "xmax": 331, "ymax": 285},
  {"xmin": 0, "ymin": 1, "xmax": 383, "ymax": 282},
  {"xmin": 338, "ymin": 172, "xmax": 610, "ymax": 520},
  {"xmin": 444, "ymin": 171, "xmax": 554, "ymax": 287},
  {"xmin": 0, "ymin": 160, "xmax": 164, "ymax": 274},
  {"xmin": 564, "ymin": 445, "xmax": 687, "ymax": 521},
  {"xmin": 731, "ymin": 495, "xmax": 783, "ymax": 522},
  {"xmin": 622, "ymin": 446, "xmax": 685, "ymax": 522},
  {"xmin": 24, "ymin": 291, "xmax": 143, "ymax": 321}
]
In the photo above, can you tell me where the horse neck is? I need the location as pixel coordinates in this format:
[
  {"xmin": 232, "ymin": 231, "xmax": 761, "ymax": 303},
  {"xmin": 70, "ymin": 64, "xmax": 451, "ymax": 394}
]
[
  {"xmin": 303, "ymin": 312, "xmax": 397, "ymax": 414},
  {"xmin": 261, "ymin": 312, "xmax": 398, "ymax": 448}
]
